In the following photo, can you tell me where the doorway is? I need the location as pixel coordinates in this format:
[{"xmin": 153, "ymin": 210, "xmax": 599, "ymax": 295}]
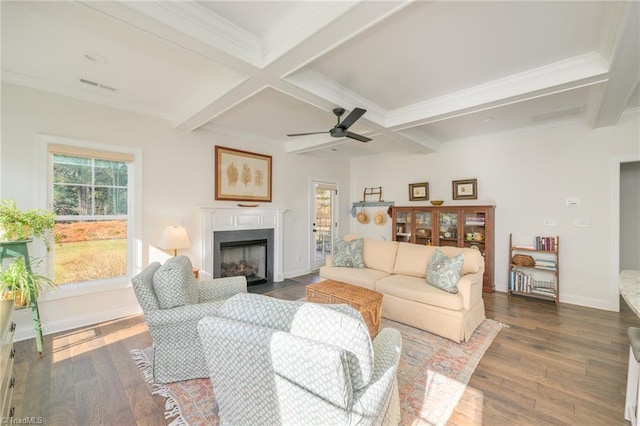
[{"xmin": 311, "ymin": 181, "xmax": 338, "ymax": 271}]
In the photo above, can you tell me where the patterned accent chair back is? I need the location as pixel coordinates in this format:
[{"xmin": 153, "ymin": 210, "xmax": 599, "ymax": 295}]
[
  {"xmin": 131, "ymin": 262, "xmax": 161, "ymax": 313},
  {"xmin": 131, "ymin": 258, "xmax": 247, "ymax": 384},
  {"xmin": 197, "ymin": 293, "xmax": 402, "ymax": 425}
]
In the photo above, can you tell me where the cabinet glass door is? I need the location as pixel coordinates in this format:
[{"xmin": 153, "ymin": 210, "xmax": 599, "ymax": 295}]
[
  {"xmin": 438, "ymin": 211, "xmax": 458, "ymax": 247},
  {"xmin": 463, "ymin": 212, "xmax": 486, "ymax": 254},
  {"xmin": 394, "ymin": 210, "xmax": 411, "ymax": 242},
  {"xmin": 414, "ymin": 211, "xmax": 432, "ymax": 245}
]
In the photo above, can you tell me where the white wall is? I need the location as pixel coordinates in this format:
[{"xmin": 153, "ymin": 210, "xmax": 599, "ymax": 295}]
[
  {"xmin": 620, "ymin": 161, "xmax": 640, "ymax": 270},
  {"xmin": 350, "ymin": 113, "xmax": 640, "ymax": 310},
  {"xmin": 0, "ymin": 83, "xmax": 351, "ymax": 339}
]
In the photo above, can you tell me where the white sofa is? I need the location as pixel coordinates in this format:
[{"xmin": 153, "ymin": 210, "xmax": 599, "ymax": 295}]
[{"xmin": 319, "ymin": 236, "xmax": 486, "ymax": 342}]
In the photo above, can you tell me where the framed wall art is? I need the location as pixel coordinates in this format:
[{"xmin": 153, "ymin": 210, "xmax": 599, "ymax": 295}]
[
  {"xmin": 452, "ymin": 178, "xmax": 477, "ymax": 200},
  {"xmin": 215, "ymin": 146, "xmax": 272, "ymax": 202},
  {"xmin": 409, "ymin": 182, "xmax": 429, "ymax": 201}
]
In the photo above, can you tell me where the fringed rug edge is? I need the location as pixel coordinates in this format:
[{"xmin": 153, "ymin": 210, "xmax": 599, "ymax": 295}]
[{"xmin": 130, "ymin": 349, "xmax": 188, "ymax": 426}]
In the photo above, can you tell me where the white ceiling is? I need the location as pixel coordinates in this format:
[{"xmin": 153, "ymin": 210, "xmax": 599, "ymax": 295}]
[{"xmin": 2, "ymin": 1, "xmax": 639, "ymax": 161}]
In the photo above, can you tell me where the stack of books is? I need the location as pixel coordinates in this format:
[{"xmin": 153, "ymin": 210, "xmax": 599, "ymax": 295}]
[
  {"xmin": 531, "ymin": 286, "xmax": 556, "ymax": 297},
  {"xmin": 535, "ymin": 236, "xmax": 558, "ymax": 252},
  {"xmin": 465, "ymin": 216, "xmax": 485, "ymax": 226},
  {"xmin": 534, "ymin": 258, "xmax": 557, "ymax": 270}
]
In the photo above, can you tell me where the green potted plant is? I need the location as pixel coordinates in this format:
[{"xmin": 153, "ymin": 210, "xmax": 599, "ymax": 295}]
[
  {"xmin": 0, "ymin": 199, "xmax": 56, "ymax": 251},
  {"xmin": 0, "ymin": 257, "xmax": 57, "ymax": 307}
]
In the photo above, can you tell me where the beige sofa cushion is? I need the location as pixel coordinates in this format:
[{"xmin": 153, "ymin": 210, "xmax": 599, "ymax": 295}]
[
  {"xmin": 363, "ymin": 239, "xmax": 398, "ymax": 273},
  {"xmin": 376, "ymin": 275, "xmax": 464, "ymax": 311},
  {"xmin": 344, "ymin": 235, "xmax": 398, "ymax": 273},
  {"xmin": 393, "ymin": 243, "xmax": 435, "ymax": 278},
  {"xmin": 318, "ymin": 264, "xmax": 390, "ymax": 291}
]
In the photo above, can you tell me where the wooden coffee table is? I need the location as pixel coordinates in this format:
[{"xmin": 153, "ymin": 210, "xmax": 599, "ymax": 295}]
[{"xmin": 306, "ymin": 280, "xmax": 383, "ymax": 338}]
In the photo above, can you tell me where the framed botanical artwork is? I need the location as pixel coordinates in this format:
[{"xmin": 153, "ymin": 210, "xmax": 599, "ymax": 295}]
[
  {"xmin": 409, "ymin": 182, "xmax": 429, "ymax": 201},
  {"xmin": 215, "ymin": 146, "xmax": 272, "ymax": 202},
  {"xmin": 452, "ymin": 179, "xmax": 477, "ymax": 200}
]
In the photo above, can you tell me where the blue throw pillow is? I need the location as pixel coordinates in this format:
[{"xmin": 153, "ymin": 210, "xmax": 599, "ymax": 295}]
[
  {"xmin": 426, "ymin": 248, "xmax": 464, "ymax": 293},
  {"xmin": 332, "ymin": 238, "xmax": 365, "ymax": 268}
]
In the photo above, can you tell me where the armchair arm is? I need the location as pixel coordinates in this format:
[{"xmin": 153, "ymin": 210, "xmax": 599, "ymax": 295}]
[
  {"xmin": 352, "ymin": 327, "xmax": 402, "ymax": 421},
  {"xmin": 198, "ymin": 276, "xmax": 247, "ymax": 302},
  {"xmin": 145, "ymin": 300, "xmax": 224, "ymax": 327}
]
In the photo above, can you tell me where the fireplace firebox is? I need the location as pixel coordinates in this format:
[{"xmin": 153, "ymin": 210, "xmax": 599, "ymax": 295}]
[
  {"xmin": 220, "ymin": 239, "xmax": 267, "ymax": 285},
  {"xmin": 213, "ymin": 229, "xmax": 274, "ymax": 286}
]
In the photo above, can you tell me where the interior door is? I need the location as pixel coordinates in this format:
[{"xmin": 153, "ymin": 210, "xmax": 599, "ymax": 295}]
[{"xmin": 311, "ymin": 181, "xmax": 338, "ymax": 271}]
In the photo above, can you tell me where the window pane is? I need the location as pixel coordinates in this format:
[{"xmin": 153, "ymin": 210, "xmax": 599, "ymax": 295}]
[
  {"xmin": 95, "ymin": 160, "xmax": 128, "ymax": 186},
  {"xmin": 94, "ymin": 187, "xmax": 128, "ymax": 215},
  {"xmin": 53, "ymin": 155, "xmax": 92, "ymax": 184},
  {"xmin": 53, "ymin": 185, "xmax": 93, "ymax": 215},
  {"xmin": 53, "ymin": 219, "xmax": 127, "ymax": 284}
]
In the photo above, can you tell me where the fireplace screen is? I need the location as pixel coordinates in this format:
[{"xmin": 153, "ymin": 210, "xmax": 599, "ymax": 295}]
[{"xmin": 219, "ymin": 239, "xmax": 267, "ymax": 285}]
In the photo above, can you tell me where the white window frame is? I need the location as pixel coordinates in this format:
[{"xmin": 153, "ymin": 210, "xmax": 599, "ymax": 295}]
[{"xmin": 35, "ymin": 134, "xmax": 143, "ymax": 300}]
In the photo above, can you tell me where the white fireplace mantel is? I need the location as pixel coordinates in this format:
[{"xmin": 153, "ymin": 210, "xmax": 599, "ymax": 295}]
[{"xmin": 197, "ymin": 207, "xmax": 288, "ymax": 282}]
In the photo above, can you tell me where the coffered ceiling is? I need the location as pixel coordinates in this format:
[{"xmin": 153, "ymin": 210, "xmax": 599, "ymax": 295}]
[{"xmin": 2, "ymin": 1, "xmax": 639, "ymax": 160}]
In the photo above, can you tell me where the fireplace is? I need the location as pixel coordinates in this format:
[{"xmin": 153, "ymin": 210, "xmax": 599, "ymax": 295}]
[
  {"xmin": 213, "ymin": 229, "xmax": 273, "ymax": 285},
  {"xmin": 197, "ymin": 207, "xmax": 287, "ymax": 283}
]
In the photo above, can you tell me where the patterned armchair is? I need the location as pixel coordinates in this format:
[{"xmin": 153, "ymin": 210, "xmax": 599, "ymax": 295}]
[
  {"xmin": 197, "ymin": 293, "xmax": 402, "ymax": 425},
  {"xmin": 132, "ymin": 256, "xmax": 247, "ymax": 383}
]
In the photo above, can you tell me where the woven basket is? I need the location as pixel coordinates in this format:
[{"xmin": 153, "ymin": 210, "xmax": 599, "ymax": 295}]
[{"xmin": 512, "ymin": 254, "xmax": 535, "ymax": 267}]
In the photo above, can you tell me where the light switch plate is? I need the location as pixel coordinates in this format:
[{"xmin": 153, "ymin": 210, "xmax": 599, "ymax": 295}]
[{"xmin": 566, "ymin": 197, "xmax": 581, "ymax": 207}]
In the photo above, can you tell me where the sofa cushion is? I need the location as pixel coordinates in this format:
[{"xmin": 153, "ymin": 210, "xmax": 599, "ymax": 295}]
[
  {"xmin": 393, "ymin": 243, "xmax": 436, "ymax": 277},
  {"xmin": 319, "ymin": 265, "xmax": 389, "ymax": 291},
  {"xmin": 376, "ymin": 275, "xmax": 465, "ymax": 311},
  {"xmin": 426, "ymin": 249, "xmax": 464, "ymax": 293},
  {"xmin": 152, "ymin": 256, "xmax": 198, "ymax": 308},
  {"xmin": 362, "ymin": 239, "xmax": 399, "ymax": 273},
  {"xmin": 332, "ymin": 238, "xmax": 365, "ymax": 268},
  {"xmin": 439, "ymin": 246, "xmax": 483, "ymax": 275}
]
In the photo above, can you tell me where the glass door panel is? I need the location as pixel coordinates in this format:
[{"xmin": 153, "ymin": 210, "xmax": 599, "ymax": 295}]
[
  {"xmin": 394, "ymin": 210, "xmax": 411, "ymax": 242},
  {"xmin": 313, "ymin": 186, "xmax": 334, "ymax": 269},
  {"xmin": 464, "ymin": 212, "xmax": 486, "ymax": 253},
  {"xmin": 415, "ymin": 211, "xmax": 433, "ymax": 245},
  {"xmin": 438, "ymin": 211, "xmax": 458, "ymax": 247}
]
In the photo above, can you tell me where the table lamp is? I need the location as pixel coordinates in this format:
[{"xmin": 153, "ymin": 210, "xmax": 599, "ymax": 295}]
[{"xmin": 157, "ymin": 225, "xmax": 191, "ymax": 256}]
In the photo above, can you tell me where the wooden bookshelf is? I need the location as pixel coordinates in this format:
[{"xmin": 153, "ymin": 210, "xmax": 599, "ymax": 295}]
[{"xmin": 508, "ymin": 233, "xmax": 559, "ymax": 307}]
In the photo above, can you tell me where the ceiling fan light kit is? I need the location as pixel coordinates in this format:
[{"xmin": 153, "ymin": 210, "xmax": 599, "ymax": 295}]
[{"xmin": 287, "ymin": 107, "xmax": 372, "ymax": 143}]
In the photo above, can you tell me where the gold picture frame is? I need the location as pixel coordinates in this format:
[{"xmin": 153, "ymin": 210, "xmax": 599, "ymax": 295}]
[
  {"xmin": 409, "ymin": 182, "xmax": 429, "ymax": 201},
  {"xmin": 215, "ymin": 146, "xmax": 272, "ymax": 202},
  {"xmin": 452, "ymin": 179, "xmax": 477, "ymax": 200}
]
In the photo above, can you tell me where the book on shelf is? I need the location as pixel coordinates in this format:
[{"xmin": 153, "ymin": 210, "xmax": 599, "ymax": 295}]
[{"xmin": 534, "ymin": 236, "xmax": 558, "ymax": 252}]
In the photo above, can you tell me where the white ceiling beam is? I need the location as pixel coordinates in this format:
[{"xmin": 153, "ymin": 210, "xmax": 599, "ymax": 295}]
[
  {"xmin": 586, "ymin": 2, "xmax": 640, "ymax": 128},
  {"xmin": 387, "ymin": 52, "xmax": 609, "ymax": 129},
  {"xmin": 173, "ymin": 0, "xmax": 412, "ymax": 131}
]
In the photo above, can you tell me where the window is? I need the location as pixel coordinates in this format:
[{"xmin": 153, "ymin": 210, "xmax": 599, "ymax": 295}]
[{"xmin": 48, "ymin": 143, "xmax": 135, "ymax": 285}]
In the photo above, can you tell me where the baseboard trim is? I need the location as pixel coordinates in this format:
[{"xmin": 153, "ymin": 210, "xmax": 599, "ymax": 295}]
[{"xmin": 14, "ymin": 304, "xmax": 143, "ymax": 342}]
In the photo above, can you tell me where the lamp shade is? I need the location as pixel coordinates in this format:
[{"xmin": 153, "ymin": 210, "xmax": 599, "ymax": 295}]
[{"xmin": 157, "ymin": 225, "xmax": 191, "ymax": 256}]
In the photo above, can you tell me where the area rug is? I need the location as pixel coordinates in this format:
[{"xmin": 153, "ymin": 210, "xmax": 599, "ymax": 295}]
[{"xmin": 131, "ymin": 318, "xmax": 502, "ymax": 426}]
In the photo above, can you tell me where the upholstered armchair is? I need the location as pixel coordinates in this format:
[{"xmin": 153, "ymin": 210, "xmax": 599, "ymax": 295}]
[
  {"xmin": 132, "ymin": 256, "xmax": 247, "ymax": 383},
  {"xmin": 197, "ymin": 293, "xmax": 403, "ymax": 425}
]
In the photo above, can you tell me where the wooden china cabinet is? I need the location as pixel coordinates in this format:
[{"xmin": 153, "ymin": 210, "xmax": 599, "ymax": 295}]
[{"xmin": 391, "ymin": 205, "xmax": 495, "ymax": 292}]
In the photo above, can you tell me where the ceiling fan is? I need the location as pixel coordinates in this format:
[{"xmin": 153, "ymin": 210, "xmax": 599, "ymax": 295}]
[{"xmin": 287, "ymin": 107, "xmax": 372, "ymax": 142}]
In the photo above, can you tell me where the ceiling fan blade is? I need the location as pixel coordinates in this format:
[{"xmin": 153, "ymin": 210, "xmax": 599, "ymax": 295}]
[
  {"xmin": 346, "ymin": 131, "xmax": 372, "ymax": 143},
  {"xmin": 287, "ymin": 131, "xmax": 330, "ymax": 137},
  {"xmin": 337, "ymin": 108, "xmax": 366, "ymax": 130}
]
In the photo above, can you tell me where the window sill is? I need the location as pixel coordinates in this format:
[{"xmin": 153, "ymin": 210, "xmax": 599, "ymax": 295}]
[{"xmin": 40, "ymin": 276, "xmax": 133, "ymax": 302}]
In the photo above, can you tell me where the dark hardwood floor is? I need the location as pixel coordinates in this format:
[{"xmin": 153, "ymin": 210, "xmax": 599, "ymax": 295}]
[{"xmin": 10, "ymin": 276, "xmax": 638, "ymax": 425}]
